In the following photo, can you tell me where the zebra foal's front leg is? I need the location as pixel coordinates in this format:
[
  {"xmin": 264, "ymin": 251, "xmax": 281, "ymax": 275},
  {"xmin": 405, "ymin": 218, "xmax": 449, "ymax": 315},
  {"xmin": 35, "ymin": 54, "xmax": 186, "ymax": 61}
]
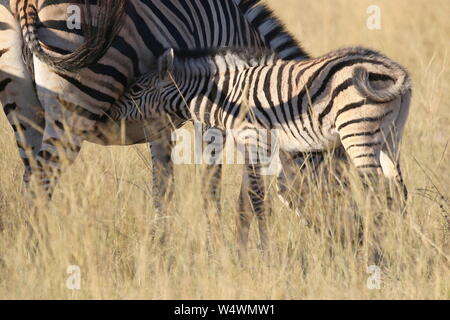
[
  {"xmin": 149, "ymin": 128, "xmax": 176, "ymax": 240},
  {"xmin": 237, "ymin": 137, "xmax": 269, "ymax": 253},
  {"xmin": 201, "ymin": 126, "xmax": 227, "ymax": 249},
  {"xmin": 238, "ymin": 162, "xmax": 268, "ymax": 253},
  {"xmin": 202, "ymin": 126, "xmax": 227, "ymax": 214}
]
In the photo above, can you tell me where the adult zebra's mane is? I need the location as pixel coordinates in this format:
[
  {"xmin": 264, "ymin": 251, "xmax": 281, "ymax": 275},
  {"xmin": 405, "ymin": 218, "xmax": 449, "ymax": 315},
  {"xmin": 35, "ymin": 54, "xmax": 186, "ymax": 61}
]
[{"xmin": 235, "ymin": 0, "xmax": 309, "ymax": 59}]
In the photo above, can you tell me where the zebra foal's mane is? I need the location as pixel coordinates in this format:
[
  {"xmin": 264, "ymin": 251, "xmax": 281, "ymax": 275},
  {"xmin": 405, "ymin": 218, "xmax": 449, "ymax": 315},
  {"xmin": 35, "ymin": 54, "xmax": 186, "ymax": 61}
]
[{"xmin": 162, "ymin": 46, "xmax": 279, "ymax": 78}]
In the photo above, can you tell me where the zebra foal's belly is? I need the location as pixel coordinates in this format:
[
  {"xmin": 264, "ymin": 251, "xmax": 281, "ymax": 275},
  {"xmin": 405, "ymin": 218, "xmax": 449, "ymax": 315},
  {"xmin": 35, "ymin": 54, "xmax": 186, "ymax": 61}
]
[{"xmin": 272, "ymin": 126, "xmax": 342, "ymax": 153}]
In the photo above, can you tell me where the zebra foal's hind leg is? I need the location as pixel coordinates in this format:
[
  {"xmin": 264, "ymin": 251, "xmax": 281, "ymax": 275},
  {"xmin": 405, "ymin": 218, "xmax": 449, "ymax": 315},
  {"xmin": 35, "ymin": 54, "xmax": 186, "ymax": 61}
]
[
  {"xmin": 276, "ymin": 151, "xmax": 325, "ymax": 219},
  {"xmin": 275, "ymin": 148, "xmax": 348, "ymax": 226},
  {"xmin": 337, "ymin": 106, "xmax": 408, "ymax": 208},
  {"xmin": 379, "ymin": 93, "xmax": 411, "ymax": 208},
  {"xmin": 378, "ymin": 126, "xmax": 409, "ymax": 209},
  {"xmin": 338, "ymin": 116, "xmax": 408, "ymax": 264}
]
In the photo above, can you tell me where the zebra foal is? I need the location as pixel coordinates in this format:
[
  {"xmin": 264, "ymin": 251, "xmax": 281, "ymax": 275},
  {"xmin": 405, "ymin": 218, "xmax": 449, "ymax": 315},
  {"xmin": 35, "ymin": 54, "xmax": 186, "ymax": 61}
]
[{"xmin": 110, "ymin": 46, "xmax": 412, "ymax": 250}]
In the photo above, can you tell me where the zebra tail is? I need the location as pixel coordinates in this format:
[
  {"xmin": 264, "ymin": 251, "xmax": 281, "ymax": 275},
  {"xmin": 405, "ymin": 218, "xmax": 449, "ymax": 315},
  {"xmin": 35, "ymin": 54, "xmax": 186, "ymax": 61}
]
[
  {"xmin": 353, "ymin": 66, "xmax": 411, "ymax": 103},
  {"xmin": 19, "ymin": 0, "xmax": 126, "ymax": 74}
]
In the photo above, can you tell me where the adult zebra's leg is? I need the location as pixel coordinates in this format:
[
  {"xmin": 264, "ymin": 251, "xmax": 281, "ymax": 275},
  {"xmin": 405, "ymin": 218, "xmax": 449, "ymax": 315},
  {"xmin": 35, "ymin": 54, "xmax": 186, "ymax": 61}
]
[
  {"xmin": 0, "ymin": 5, "xmax": 44, "ymax": 192},
  {"xmin": 32, "ymin": 97, "xmax": 91, "ymax": 199},
  {"xmin": 204, "ymin": 163, "xmax": 222, "ymax": 210},
  {"xmin": 31, "ymin": 61, "xmax": 104, "ymax": 200},
  {"xmin": 237, "ymin": 166, "xmax": 254, "ymax": 254}
]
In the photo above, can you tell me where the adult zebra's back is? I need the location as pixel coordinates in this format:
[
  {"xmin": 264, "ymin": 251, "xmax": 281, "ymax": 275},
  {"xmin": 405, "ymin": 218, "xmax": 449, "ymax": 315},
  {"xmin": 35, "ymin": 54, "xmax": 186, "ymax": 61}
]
[{"xmin": 3, "ymin": 0, "xmax": 309, "ymax": 208}]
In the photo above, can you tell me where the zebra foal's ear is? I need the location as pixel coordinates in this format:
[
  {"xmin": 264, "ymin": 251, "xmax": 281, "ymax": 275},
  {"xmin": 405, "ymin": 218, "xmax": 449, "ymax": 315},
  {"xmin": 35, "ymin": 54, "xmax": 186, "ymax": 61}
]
[{"xmin": 158, "ymin": 48, "xmax": 175, "ymax": 81}]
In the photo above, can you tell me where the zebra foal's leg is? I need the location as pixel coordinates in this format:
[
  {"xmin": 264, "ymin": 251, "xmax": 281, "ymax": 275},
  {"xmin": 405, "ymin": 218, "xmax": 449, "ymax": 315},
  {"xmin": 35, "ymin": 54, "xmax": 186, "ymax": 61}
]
[
  {"xmin": 276, "ymin": 147, "xmax": 349, "ymax": 219},
  {"xmin": 378, "ymin": 120, "xmax": 408, "ymax": 208},
  {"xmin": 378, "ymin": 94, "xmax": 411, "ymax": 208},
  {"xmin": 150, "ymin": 128, "xmax": 175, "ymax": 239},
  {"xmin": 338, "ymin": 110, "xmax": 408, "ymax": 264},
  {"xmin": 237, "ymin": 138, "xmax": 268, "ymax": 253},
  {"xmin": 202, "ymin": 126, "xmax": 227, "ymax": 214},
  {"xmin": 276, "ymin": 151, "xmax": 324, "ymax": 217},
  {"xmin": 238, "ymin": 163, "xmax": 268, "ymax": 253},
  {"xmin": 337, "ymin": 107, "xmax": 407, "ymax": 207},
  {"xmin": 202, "ymin": 126, "xmax": 227, "ymax": 248}
]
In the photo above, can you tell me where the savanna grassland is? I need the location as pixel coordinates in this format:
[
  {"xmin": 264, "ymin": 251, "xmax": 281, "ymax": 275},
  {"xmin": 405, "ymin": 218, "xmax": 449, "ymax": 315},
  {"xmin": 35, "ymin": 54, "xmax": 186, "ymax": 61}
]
[{"xmin": 0, "ymin": 0, "xmax": 448, "ymax": 299}]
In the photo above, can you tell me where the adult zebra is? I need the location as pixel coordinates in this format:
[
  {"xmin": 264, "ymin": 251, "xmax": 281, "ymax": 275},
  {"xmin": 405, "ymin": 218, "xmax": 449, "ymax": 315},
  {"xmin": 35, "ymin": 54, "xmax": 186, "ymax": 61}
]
[{"xmin": 2, "ymin": 0, "xmax": 313, "ymax": 212}]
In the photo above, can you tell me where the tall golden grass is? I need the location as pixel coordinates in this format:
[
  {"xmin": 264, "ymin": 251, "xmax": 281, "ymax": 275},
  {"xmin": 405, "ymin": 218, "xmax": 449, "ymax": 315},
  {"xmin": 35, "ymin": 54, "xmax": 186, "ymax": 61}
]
[{"xmin": 0, "ymin": 0, "xmax": 448, "ymax": 299}]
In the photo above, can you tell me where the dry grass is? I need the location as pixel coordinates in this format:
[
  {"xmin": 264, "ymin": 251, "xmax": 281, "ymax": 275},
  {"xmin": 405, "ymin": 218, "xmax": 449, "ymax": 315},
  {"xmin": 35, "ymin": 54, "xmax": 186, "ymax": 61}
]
[{"xmin": 0, "ymin": 0, "xmax": 449, "ymax": 299}]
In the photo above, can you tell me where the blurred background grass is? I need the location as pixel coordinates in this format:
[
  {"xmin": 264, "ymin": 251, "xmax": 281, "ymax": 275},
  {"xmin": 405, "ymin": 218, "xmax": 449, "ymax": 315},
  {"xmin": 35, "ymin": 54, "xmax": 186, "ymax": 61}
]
[{"xmin": 0, "ymin": 0, "xmax": 448, "ymax": 299}]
